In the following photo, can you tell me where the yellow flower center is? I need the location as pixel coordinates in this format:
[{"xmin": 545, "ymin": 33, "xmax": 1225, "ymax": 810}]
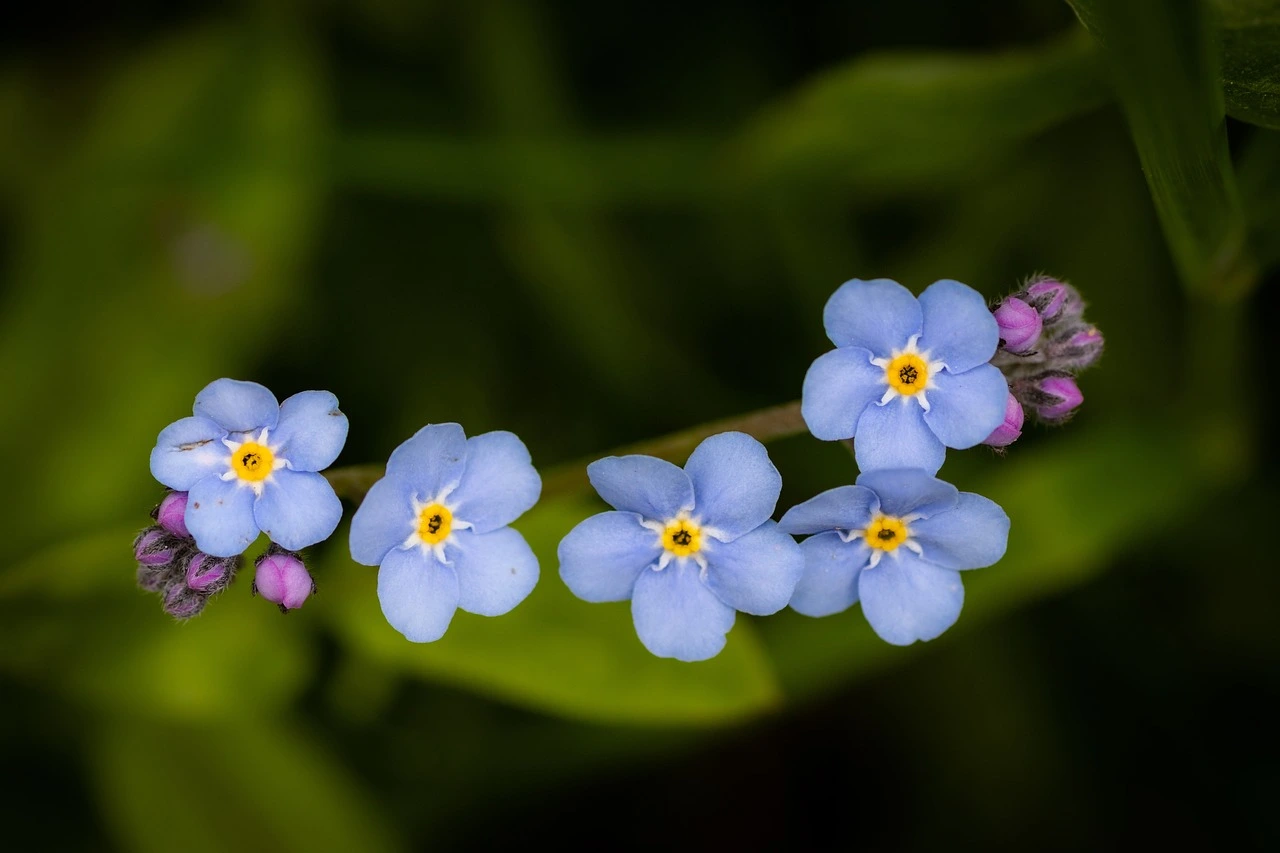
[
  {"xmin": 663, "ymin": 518, "xmax": 702, "ymax": 557},
  {"xmin": 863, "ymin": 514, "xmax": 910, "ymax": 552},
  {"xmin": 885, "ymin": 353, "xmax": 929, "ymax": 395},
  {"xmin": 231, "ymin": 441, "xmax": 274, "ymax": 482},
  {"xmin": 417, "ymin": 503, "xmax": 453, "ymax": 545}
]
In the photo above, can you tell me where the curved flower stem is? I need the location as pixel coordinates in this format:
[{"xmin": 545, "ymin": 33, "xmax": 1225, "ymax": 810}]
[{"xmin": 324, "ymin": 399, "xmax": 806, "ymax": 504}]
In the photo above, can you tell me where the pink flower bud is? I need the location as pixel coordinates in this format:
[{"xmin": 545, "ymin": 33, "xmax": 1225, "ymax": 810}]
[
  {"xmin": 134, "ymin": 527, "xmax": 179, "ymax": 567},
  {"xmin": 156, "ymin": 491, "xmax": 191, "ymax": 538},
  {"xmin": 1036, "ymin": 375, "xmax": 1084, "ymax": 421},
  {"xmin": 1025, "ymin": 279, "xmax": 1081, "ymax": 322},
  {"xmin": 253, "ymin": 550, "xmax": 314, "ymax": 612},
  {"xmin": 1050, "ymin": 325, "xmax": 1104, "ymax": 370},
  {"xmin": 163, "ymin": 584, "xmax": 206, "ymax": 620},
  {"xmin": 993, "ymin": 296, "xmax": 1042, "ymax": 353},
  {"xmin": 983, "ymin": 392, "xmax": 1024, "ymax": 447},
  {"xmin": 185, "ymin": 552, "xmax": 236, "ymax": 594}
]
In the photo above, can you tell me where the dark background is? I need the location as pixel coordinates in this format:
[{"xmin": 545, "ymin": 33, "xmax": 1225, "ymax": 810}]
[{"xmin": 2, "ymin": 1, "xmax": 1277, "ymax": 850}]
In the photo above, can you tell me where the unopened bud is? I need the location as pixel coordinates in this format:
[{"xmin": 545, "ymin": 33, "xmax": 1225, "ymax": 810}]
[
  {"xmin": 993, "ymin": 296, "xmax": 1042, "ymax": 353},
  {"xmin": 162, "ymin": 584, "xmax": 207, "ymax": 620},
  {"xmin": 983, "ymin": 392, "xmax": 1024, "ymax": 447},
  {"xmin": 1034, "ymin": 374, "xmax": 1084, "ymax": 421},
  {"xmin": 134, "ymin": 527, "xmax": 181, "ymax": 567},
  {"xmin": 184, "ymin": 552, "xmax": 238, "ymax": 595},
  {"xmin": 1048, "ymin": 325, "xmax": 1104, "ymax": 371},
  {"xmin": 1024, "ymin": 278, "xmax": 1081, "ymax": 323},
  {"xmin": 155, "ymin": 491, "xmax": 191, "ymax": 538},
  {"xmin": 253, "ymin": 548, "xmax": 314, "ymax": 612}
]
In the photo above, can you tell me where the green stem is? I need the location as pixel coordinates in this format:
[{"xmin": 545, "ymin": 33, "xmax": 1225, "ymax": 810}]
[{"xmin": 324, "ymin": 400, "xmax": 806, "ymax": 504}]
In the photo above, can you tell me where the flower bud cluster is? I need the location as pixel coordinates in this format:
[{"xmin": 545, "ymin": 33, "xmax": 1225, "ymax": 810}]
[
  {"xmin": 985, "ymin": 275, "xmax": 1104, "ymax": 447},
  {"xmin": 134, "ymin": 491, "xmax": 240, "ymax": 620}
]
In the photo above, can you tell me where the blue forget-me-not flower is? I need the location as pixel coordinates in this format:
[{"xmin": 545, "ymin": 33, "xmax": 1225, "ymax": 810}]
[
  {"xmin": 149, "ymin": 378, "xmax": 348, "ymax": 558},
  {"xmin": 558, "ymin": 432, "xmax": 804, "ymax": 662},
  {"xmin": 349, "ymin": 423, "xmax": 542, "ymax": 643},
  {"xmin": 779, "ymin": 468, "xmax": 1008, "ymax": 645},
  {"xmin": 801, "ymin": 279, "xmax": 1009, "ymax": 474}
]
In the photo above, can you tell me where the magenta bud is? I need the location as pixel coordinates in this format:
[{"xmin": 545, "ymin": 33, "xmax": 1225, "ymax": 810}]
[
  {"xmin": 253, "ymin": 550, "xmax": 314, "ymax": 612},
  {"xmin": 185, "ymin": 552, "xmax": 236, "ymax": 594},
  {"xmin": 134, "ymin": 527, "xmax": 178, "ymax": 567},
  {"xmin": 1025, "ymin": 278, "xmax": 1081, "ymax": 322},
  {"xmin": 1053, "ymin": 325, "xmax": 1105, "ymax": 370},
  {"xmin": 156, "ymin": 491, "xmax": 191, "ymax": 538},
  {"xmin": 162, "ymin": 584, "xmax": 206, "ymax": 620},
  {"xmin": 1036, "ymin": 375, "xmax": 1084, "ymax": 421},
  {"xmin": 983, "ymin": 392, "xmax": 1024, "ymax": 447},
  {"xmin": 136, "ymin": 563, "xmax": 170, "ymax": 592},
  {"xmin": 993, "ymin": 296, "xmax": 1042, "ymax": 353}
]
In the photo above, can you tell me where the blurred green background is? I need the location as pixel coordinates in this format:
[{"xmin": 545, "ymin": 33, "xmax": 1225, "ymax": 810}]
[{"xmin": 2, "ymin": 0, "xmax": 1278, "ymax": 849}]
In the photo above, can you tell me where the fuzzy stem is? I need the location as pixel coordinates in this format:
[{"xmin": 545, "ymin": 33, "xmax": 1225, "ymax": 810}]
[{"xmin": 324, "ymin": 400, "xmax": 806, "ymax": 504}]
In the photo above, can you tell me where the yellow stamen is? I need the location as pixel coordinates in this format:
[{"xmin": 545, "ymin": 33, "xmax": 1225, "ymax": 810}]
[
  {"xmin": 417, "ymin": 503, "xmax": 453, "ymax": 545},
  {"xmin": 663, "ymin": 518, "xmax": 703, "ymax": 557},
  {"xmin": 885, "ymin": 353, "xmax": 929, "ymax": 395},
  {"xmin": 231, "ymin": 441, "xmax": 274, "ymax": 482},
  {"xmin": 863, "ymin": 514, "xmax": 910, "ymax": 552}
]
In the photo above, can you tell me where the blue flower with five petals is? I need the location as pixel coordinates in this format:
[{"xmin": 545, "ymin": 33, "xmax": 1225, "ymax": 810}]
[
  {"xmin": 348, "ymin": 424, "xmax": 542, "ymax": 643},
  {"xmin": 802, "ymin": 278, "xmax": 1008, "ymax": 474},
  {"xmin": 778, "ymin": 469, "xmax": 1009, "ymax": 645},
  {"xmin": 149, "ymin": 378, "xmax": 348, "ymax": 558},
  {"xmin": 558, "ymin": 432, "xmax": 804, "ymax": 662}
]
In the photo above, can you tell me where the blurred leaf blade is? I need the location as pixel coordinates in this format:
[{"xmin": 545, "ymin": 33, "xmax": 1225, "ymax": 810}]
[
  {"xmin": 737, "ymin": 31, "xmax": 1109, "ymax": 192},
  {"xmin": 323, "ymin": 500, "xmax": 782, "ymax": 726},
  {"xmin": 1066, "ymin": 0, "xmax": 1255, "ymax": 297},
  {"xmin": 91, "ymin": 719, "xmax": 402, "ymax": 853},
  {"xmin": 1216, "ymin": 0, "xmax": 1280, "ymax": 128}
]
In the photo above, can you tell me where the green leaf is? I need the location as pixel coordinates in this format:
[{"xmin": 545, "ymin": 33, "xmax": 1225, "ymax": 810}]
[
  {"xmin": 323, "ymin": 500, "xmax": 782, "ymax": 726},
  {"xmin": 762, "ymin": 418, "xmax": 1248, "ymax": 699},
  {"xmin": 1216, "ymin": 0, "xmax": 1280, "ymax": 128},
  {"xmin": 0, "ymin": 24, "xmax": 326, "ymax": 558},
  {"xmin": 0, "ymin": 528, "xmax": 314, "ymax": 721},
  {"xmin": 737, "ymin": 31, "xmax": 1108, "ymax": 192},
  {"xmin": 1066, "ymin": 0, "xmax": 1256, "ymax": 297},
  {"xmin": 90, "ymin": 719, "xmax": 402, "ymax": 853}
]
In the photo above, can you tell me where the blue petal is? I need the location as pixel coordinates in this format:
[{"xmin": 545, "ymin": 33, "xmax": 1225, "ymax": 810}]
[
  {"xmin": 448, "ymin": 431, "xmax": 541, "ymax": 534},
  {"xmin": 801, "ymin": 346, "xmax": 885, "ymax": 442},
  {"xmin": 823, "ymin": 279, "xmax": 922, "ymax": 358},
  {"xmin": 631, "ymin": 562, "xmax": 735, "ymax": 662},
  {"xmin": 778, "ymin": 485, "xmax": 879, "ymax": 536},
  {"xmin": 917, "ymin": 279, "xmax": 999, "ymax": 373},
  {"xmin": 684, "ymin": 432, "xmax": 780, "ymax": 540},
  {"xmin": 790, "ymin": 531, "xmax": 870, "ymax": 617},
  {"xmin": 149, "ymin": 416, "xmax": 229, "ymax": 490},
  {"xmin": 348, "ymin": 475, "xmax": 416, "ymax": 566},
  {"xmin": 377, "ymin": 547, "xmax": 460, "ymax": 642},
  {"xmin": 923, "ymin": 365, "xmax": 1009, "ymax": 449},
  {"xmin": 858, "ymin": 551, "xmax": 964, "ymax": 645},
  {"xmin": 587, "ymin": 455, "xmax": 694, "ymax": 521},
  {"xmin": 193, "ymin": 378, "xmax": 279, "ymax": 433},
  {"xmin": 855, "ymin": 469, "xmax": 959, "ymax": 519},
  {"xmin": 186, "ymin": 476, "xmax": 259, "ymax": 557},
  {"xmin": 272, "ymin": 391, "xmax": 349, "ymax": 472},
  {"xmin": 911, "ymin": 492, "xmax": 1009, "ymax": 570},
  {"xmin": 449, "ymin": 527, "xmax": 539, "ymax": 616},
  {"xmin": 254, "ymin": 469, "xmax": 344, "ymax": 551},
  {"xmin": 703, "ymin": 521, "xmax": 804, "ymax": 615},
  {"xmin": 557, "ymin": 511, "xmax": 660, "ymax": 602},
  {"xmin": 384, "ymin": 423, "xmax": 468, "ymax": 500},
  {"xmin": 854, "ymin": 400, "xmax": 946, "ymax": 475}
]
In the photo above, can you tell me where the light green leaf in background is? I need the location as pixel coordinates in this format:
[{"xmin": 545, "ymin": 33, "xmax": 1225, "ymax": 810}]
[
  {"xmin": 1216, "ymin": 0, "xmax": 1280, "ymax": 128},
  {"xmin": 91, "ymin": 719, "xmax": 402, "ymax": 853},
  {"xmin": 763, "ymin": 417, "xmax": 1249, "ymax": 699},
  {"xmin": 0, "ymin": 23, "xmax": 326, "ymax": 560},
  {"xmin": 323, "ymin": 499, "xmax": 782, "ymax": 726},
  {"xmin": 736, "ymin": 31, "xmax": 1108, "ymax": 193},
  {"xmin": 1066, "ymin": 0, "xmax": 1256, "ymax": 298}
]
